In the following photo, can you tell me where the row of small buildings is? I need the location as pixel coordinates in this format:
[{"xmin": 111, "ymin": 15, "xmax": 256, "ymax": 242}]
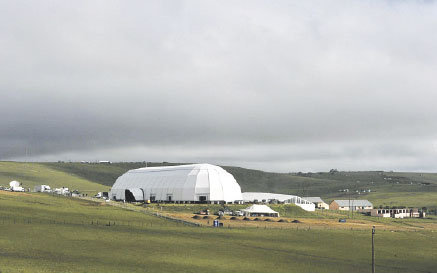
[
  {"xmin": 303, "ymin": 197, "xmax": 426, "ymax": 218},
  {"xmin": 1, "ymin": 181, "xmax": 83, "ymax": 197},
  {"xmin": 301, "ymin": 197, "xmax": 373, "ymax": 211}
]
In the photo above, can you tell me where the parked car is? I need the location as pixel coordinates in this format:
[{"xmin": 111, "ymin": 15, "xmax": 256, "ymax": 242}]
[{"xmin": 234, "ymin": 210, "xmax": 244, "ymax": 216}]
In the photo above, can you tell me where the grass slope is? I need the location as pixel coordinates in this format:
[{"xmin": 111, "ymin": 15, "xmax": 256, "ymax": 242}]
[
  {"xmin": 0, "ymin": 162, "xmax": 108, "ymax": 195},
  {"xmin": 0, "ymin": 192, "xmax": 436, "ymax": 272}
]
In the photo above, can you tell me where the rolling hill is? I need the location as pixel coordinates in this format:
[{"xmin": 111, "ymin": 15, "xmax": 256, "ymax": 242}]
[
  {"xmin": 1, "ymin": 161, "xmax": 436, "ymax": 209},
  {"xmin": 0, "ymin": 162, "xmax": 107, "ymax": 195}
]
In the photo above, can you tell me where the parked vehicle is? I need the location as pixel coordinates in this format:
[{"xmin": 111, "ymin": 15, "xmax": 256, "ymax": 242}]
[
  {"xmin": 197, "ymin": 209, "xmax": 210, "ymax": 215},
  {"xmin": 11, "ymin": 186, "xmax": 24, "ymax": 192},
  {"xmin": 234, "ymin": 210, "xmax": 244, "ymax": 216}
]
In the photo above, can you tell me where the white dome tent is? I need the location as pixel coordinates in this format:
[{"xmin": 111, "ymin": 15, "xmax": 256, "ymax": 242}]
[
  {"xmin": 110, "ymin": 164, "xmax": 243, "ymax": 204},
  {"xmin": 241, "ymin": 204, "xmax": 280, "ymax": 217},
  {"xmin": 9, "ymin": 181, "xmax": 21, "ymax": 188},
  {"xmin": 242, "ymin": 192, "xmax": 315, "ymax": 211}
]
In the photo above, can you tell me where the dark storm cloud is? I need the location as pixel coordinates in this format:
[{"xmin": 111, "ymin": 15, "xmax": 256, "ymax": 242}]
[{"xmin": 1, "ymin": 0, "xmax": 437, "ymax": 171}]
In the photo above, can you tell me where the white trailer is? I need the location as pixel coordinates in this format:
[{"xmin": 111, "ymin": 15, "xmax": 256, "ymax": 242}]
[
  {"xmin": 11, "ymin": 186, "xmax": 24, "ymax": 192},
  {"xmin": 54, "ymin": 187, "xmax": 70, "ymax": 195},
  {"xmin": 34, "ymin": 185, "xmax": 51, "ymax": 192}
]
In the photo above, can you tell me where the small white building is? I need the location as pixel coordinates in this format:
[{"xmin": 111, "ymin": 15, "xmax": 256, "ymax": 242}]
[
  {"xmin": 54, "ymin": 187, "xmax": 70, "ymax": 195},
  {"xmin": 366, "ymin": 208, "xmax": 425, "ymax": 218},
  {"xmin": 34, "ymin": 185, "xmax": 51, "ymax": 192},
  {"xmin": 330, "ymin": 200, "xmax": 373, "ymax": 211},
  {"xmin": 71, "ymin": 190, "xmax": 81, "ymax": 197},
  {"xmin": 242, "ymin": 204, "xmax": 280, "ymax": 217},
  {"xmin": 302, "ymin": 197, "xmax": 329, "ymax": 209}
]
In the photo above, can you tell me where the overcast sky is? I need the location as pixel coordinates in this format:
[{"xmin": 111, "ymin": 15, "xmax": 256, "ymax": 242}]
[{"xmin": 1, "ymin": 0, "xmax": 437, "ymax": 172}]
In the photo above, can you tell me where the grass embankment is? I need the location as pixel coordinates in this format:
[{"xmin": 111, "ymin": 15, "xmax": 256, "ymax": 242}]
[
  {"xmin": 0, "ymin": 192, "xmax": 436, "ymax": 272},
  {"xmin": 0, "ymin": 162, "xmax": 107, "ymax": 195}
]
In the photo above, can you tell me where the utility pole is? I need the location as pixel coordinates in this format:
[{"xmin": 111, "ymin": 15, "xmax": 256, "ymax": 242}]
[
  {"xmin": 372, "ymin": 226, "xmax": 376, "ymax": 273},
  {"xmin": 348, "ymin": 188, "xmax": 351, "ymax": 218}
]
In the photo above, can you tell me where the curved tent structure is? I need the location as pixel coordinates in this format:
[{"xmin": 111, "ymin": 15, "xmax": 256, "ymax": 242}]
[
  {"xmin": 242, "ymin": 192, "xmax": 315, "ymax": 211},
  {"xmin": 110, "ymin": 164, "xmax": 243, "ymax": 203},
  {"xmin": 242, "ymin": 204, "xmax": 279, "ymax": 217}
]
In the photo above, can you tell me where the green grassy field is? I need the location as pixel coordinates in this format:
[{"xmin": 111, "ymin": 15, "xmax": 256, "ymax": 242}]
[{"xmin": 0, "ymin": 192, "xmax": 436, "ymax": 273}]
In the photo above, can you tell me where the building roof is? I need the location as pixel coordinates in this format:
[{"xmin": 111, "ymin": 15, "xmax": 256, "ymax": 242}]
[
  {"xmin": 133, "ymin": 163, "xmax": 222, "ymax": 173},
  {"xmin": 242, "ymin": 204, "xmax": 278, "ymax": 214},
  {"xmin": 242, "ymin": 192, "xmax": 296, "ymax": 202},
  {"xmin": 110, "ymin": 164, "xmax": 242, "ymax": 202},
  {"xmin": 302, "ymin": 197, "xmax": 325, "ymax": 203},
  {"xmin": 333, "ymin": 200, "xmax": 373, "ymax": 207}
]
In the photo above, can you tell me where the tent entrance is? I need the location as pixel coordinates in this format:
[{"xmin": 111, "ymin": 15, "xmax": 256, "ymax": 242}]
[{"xmin": 125, "ymin": 189, "xmax": 136, "ymax": 202}]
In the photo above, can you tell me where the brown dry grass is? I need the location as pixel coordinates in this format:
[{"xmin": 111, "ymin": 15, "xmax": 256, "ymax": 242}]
[
  {"xmin": 0, "ymin": 190, "xmax": 32, "ymax": 196},
  {"xmin": 164, "ymin": 212, "xmax": 437, "ymax": 232}
]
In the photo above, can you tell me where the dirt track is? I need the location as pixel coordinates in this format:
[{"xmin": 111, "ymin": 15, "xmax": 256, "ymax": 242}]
[{"xmin": 0, "ymin": 190, "xmax": 32, "ymax": 196}]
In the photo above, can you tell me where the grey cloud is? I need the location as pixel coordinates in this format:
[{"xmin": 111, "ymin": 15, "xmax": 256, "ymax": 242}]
[{"xmin": 1, "ymin": 0, "xmax": 437, "ymax": 171}]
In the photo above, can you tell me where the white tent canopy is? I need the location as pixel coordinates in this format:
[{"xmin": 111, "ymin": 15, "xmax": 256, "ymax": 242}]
[
  {"xmin": 242, "ymin": 204, "xmax": 280, "ymax": 217},
  {"xmin": 110, "ymin": 164, "xmax": 243, "ymax": 203},
  {"xmin": 242, "ymin": 192, "xmax": 315, "ymax": 211}
]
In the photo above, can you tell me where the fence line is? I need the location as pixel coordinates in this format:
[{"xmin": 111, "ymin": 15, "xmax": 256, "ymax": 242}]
[{"xmin": 79, "ymin": 197, "xmax": 201, "ymax": 227}]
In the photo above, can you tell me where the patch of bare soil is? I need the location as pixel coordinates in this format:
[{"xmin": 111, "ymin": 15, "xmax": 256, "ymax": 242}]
[{"xmin": 0, "ymin": 190, "xmax": 32, "ymax": 196}]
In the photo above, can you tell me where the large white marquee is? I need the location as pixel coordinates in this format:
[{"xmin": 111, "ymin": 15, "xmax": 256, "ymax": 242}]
[{"xmin": 110, "ymin": 164, "xmax": 243, "ymax": 203}]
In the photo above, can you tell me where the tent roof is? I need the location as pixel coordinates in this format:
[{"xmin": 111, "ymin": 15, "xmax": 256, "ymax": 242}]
[
  {"xmin": 242, "ymin": 204, "xmax": 278, "ymax": 214},
  {"xmin": 132, "ymin": 163, "xmax": 226, "ymax": 173},
  {"xmin": 9, "ymin": 181, "xmax": 21, "ymax": 187},
  {"xmin": 333, "ymin": 200, "xmax": 373, "ymax": 207},
  {"xmin": 111, "ymin": 163, "xmax": 242, "ymax": 202},
  {"xmin": 242, "ymin": 192, "xmax": 297, "ymax": 202},
  {"xmin": 302, "ymin": 197, "xmax": 325, "ymax": 203}
]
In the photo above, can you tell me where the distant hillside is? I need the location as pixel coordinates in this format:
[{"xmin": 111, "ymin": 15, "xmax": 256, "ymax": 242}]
[
  {"xmin": 0, "ymin": 162, "xmax": 107, "ymax": 195},
  {"xmin": 224, "ymin": 166, "xmax": 437, "ymax": 209},
  {"xmin": 42, "ymin": 162, "xmax": 437, "ymax": 209},
  {"xmin": 2, "ymin": 161, "xmax": 436, "ymax": 209},
  {"xmin": 42, "ymin": 162, "xmax": 188, "ymax": 186}
]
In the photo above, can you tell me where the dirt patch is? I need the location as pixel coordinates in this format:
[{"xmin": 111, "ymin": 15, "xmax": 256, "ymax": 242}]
[
  {"xmin": 163, "ymin": 211, "xmax": 432, "ymax": 231},
  {"xmin": 0, "ymin": 190, "xmax": 32, "ymax": 197}
]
